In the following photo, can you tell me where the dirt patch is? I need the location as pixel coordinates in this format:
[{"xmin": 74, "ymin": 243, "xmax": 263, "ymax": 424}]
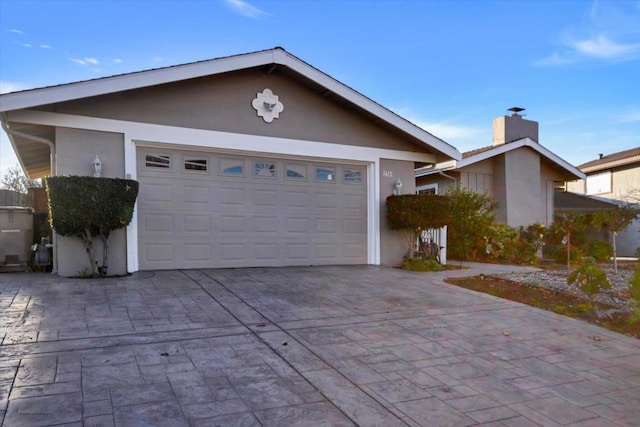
[{"xmin": 445, "ymin": 274, "xmax": 640, "ymax": 339}]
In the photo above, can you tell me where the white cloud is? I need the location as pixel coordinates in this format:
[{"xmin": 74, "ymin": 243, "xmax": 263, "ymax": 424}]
[
  {"xmin": 8, "ymin": 29, "xmax": 25, "ymax": 35},
  {"xmin": 0, "ymin": 81, "xmax": 31, "ymax": 94},
  {"xmin": 113, "ymin": 58, "xmax": 123, "ymax": 64},
  {"xmin": 533, "ymin": 52, "xmax": 577, "ymax": 66},
  {"xmin": 618, "ymin": 108, "xmax": 640, "ymax": 123},
  {"xmin": 224, "ymin": 0, "xmax": 268, "ymax": 18},
  {"xmin": 69, "ymin": 57, "xmax": 100, "ymax": 66},
  {"xmin": 571, "ymin": 34, "xmax": 640, "ymax": 59},
  {"xmin": 39, "ymin": 44, "xmax": 54, "ymax": 49},
  {"xmin": 152, "ymin": 57, "xmax": 163, "ymax": 62},
  {"xmin": 20, "ymin": 43, "xmax": 31, "ymax": 48}
]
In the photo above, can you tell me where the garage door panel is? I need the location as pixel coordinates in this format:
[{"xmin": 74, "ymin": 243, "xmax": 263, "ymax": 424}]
[
  {"xmin": 285, "ymin": 217, "xmax": 308, "ymax": 233},
  {"xmin": 221, "ymin": 187, "xmax": 246, "ymax": 205},
  {"xmin": 184, "ymin": 215, "xmax": 211, "ymax": 232},
  {"xmin": 185, "ymin": 244, "xmax": 212, "ymax": 261},
  {"xmin": 143, "ymin": 214, "xmax": 174, "ymax": 232},
  {"xmin": 138, "ymin": 148, "xmax": 367, "ymax": 270},
  {"xmin": 183, "ymin": 185, "xmax": 211, "ymax": 204},
  {"xmin": 254, "ymin": 189, "xmax": 279, "ymax": 206},
  {"xmin": 253, "ymin": 216, "xmax": 279, "ymax": 233},
  {"xmin": 221, "ymin": 216, "xmax": 247, "ymax": 233},
  {"xmin": 145, "ymin": 244, "xmax": 174, "ymax": 262}
]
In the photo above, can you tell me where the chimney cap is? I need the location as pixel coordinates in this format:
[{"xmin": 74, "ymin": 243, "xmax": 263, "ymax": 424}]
[{"xmin": 508, "ymin": 107, "xmax": 525, "ymax": 116}]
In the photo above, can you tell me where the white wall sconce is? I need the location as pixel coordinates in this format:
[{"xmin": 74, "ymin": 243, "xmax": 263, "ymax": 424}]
[
  {"xmin": 92, "ymin": 155, "xmax": 102, "ymax": 177},
  {"xmin": 393, "ymin": 178, "xmax": 402, "ymax": 195}
]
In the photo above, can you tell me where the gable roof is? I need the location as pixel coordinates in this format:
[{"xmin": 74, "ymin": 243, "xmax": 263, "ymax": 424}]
[
  {"xmin": 577, "ymin": 146, "xmax": 640, "ymax": 173},
  {"xmin": 0, "ymin": 47, "xmax": 460, "ymax": 173},
  {"xmin": 554, "ymin": 190, "xmax": 619, "ymax": 212},
  {"xmin": 416, "ymin": 137, "xmax": 584, "ymax": 179}
]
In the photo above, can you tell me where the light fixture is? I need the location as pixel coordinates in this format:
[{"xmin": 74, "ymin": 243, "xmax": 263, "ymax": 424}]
[
  {"xmin": 92, "ymin": 155, "xmax": 102, "ymax": 177},
  {"xmin": 393, "ymin": 178, "xmax": 403, "ymax": 195}
]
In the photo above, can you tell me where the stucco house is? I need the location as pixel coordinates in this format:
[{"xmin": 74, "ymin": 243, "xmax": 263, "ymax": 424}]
[
  {"xmin": 565, "ymin": 147, "xmax": 640, "ymax": 256},
  {"xmin": 0, "ymin": 47, "xmax": 460, "ymax": 276},
  {"xmin": 415, "ymin": 109, "xmax": 585, "ymax": 227}
]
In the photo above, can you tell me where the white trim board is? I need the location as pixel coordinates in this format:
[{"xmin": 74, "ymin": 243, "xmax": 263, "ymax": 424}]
[{"xmin": 8, "ymin": 110, "xmax": 437, "ymax": 164}]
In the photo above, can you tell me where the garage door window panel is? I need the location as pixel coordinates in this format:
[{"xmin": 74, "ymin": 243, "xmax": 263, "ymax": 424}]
[
  {"xmin": 343, "ymin": 168, "xmax": 363, "ymax": 184},
  {"xmin": 219, "ymin": 158, "xmax": 245, "ymax": 176},
  {"xmin": 315, "ymin": 166, "xmax": 336, "ymax": 183},
  {"xmin": 183, "ymin": 157, "xmax": 209, "ymax": 174},
  {"xmin": 285, "ymin": 163, "xmax": 307, "ymax": 180},
  {"xmin": 144, "ymin": 153, "xmax": 172, "ymax": 170},
  {"xmin": 253, "ymin": 161, "xmax": 277, "ymax": 178}
]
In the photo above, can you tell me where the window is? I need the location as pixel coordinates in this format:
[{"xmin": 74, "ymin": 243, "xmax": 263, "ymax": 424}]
[
  {"xmin": 586, "ymin": 171, "xmax": 611, "ymax": 195},
  {"xmin": 416, "ymin": 183, "xmax": 438, "ymax": 195},
  {"xmin": 253, "ymin": 161, "xmax": 276, "ymax": 178},
  {"xmin": 219, "ymin": 158, "xmax": 244, "ymax": 176},
  {"xmin": 285, "ymin": 163, "xmax": 307, "ymax": 180},
  {"xmin": 145, "ymin": 154, "xmax": 171, "ymax": 169},
  {"xmin": 343, "ymin": 168, "xmax": 362, "ymax": 184},
  {"xmin": 315, "ymin": 166, "xmax": 335, "ymax": 182},
  {"xmin": 184, "ymin": 158, "xmax": 208, "ymax": 172}
]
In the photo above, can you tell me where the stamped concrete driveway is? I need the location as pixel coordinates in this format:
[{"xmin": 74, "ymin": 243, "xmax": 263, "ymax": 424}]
[{"xmin": 1, "ymin": 265, "xmax": 639, "ymax": 426}]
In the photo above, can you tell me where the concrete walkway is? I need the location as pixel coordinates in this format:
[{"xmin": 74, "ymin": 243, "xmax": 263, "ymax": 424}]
[{"xmin": 0, "ymin": 264, "xmax": 638, "ymax": 426}]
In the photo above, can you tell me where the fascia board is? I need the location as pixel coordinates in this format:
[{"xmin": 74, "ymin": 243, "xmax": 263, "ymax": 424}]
[
  {"xmin": 457, "ymin": 138, "xmax": 585, "ymax": 180},
  {"xmin": 275, "ymin": 50, "xmax": 461, "ymax": 161},
  {"xmin": 581, "ymin": 155, "xmax": 640, "ymax": 173},
  {"xmin": 0, "ymin": 48, "xmax": 461, "ymax": 162},
  {"xmin": 0, "ymin": 51, "xmax": 277, "ymax": 112}
]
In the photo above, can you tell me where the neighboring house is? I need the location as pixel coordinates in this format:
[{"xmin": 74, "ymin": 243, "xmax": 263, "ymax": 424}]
[
  {"xmin": 415, "ymin": 109, "xmax": 585, "ymax": 227},
  {"xmin": 0, "ymin": 47, "xmax": 460, "ymax": 276},
  {"xmin": 565, "ymin": 147, "xmax": 640, "ymax": 256}
]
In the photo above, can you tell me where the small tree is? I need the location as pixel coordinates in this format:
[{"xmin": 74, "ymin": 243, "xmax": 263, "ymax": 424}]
[
  {"xmin": 443, "ymin": 187, "xmax": 498, "ymax": 260},
  {"xmin": 567, "ymin": 256, "xmax": 611, "ymax": 314},
  {"xmin": 46, "ymin": 176, "xmax": 138, "ymax": 277},
  {"xmin": 593, "ymin": 205, "xmax": 640, "ymax": 273},
  {"xmin": 1, "ymin": 165, "xmax": 41, "ymax": 193}
]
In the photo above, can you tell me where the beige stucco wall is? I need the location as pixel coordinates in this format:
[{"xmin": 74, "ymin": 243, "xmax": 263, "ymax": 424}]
[
  {"xmin": 54, "ymin": 128, "xmax": 127, "ymax": 277},
  {"xmin": 567, "ymin": 164, "xmax": 640, "ymax": 256},
  {"xmin": 54, "ymin": 69, "xmax": 425, "ymax": 154},
  {"xmin": 380, "ymin": 158, "xmax": 417, "ymax": 266}
]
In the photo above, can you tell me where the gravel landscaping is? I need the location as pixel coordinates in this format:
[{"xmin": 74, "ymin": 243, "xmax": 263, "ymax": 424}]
[{"xmin": 499, "ymin": 264, "xmax": 635, "ymax": 311}]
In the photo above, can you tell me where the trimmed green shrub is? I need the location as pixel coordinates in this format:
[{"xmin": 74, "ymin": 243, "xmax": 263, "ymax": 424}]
[
  {"xmin": 403, "ymin": 257, "xmax": 443, "ymax": 272},
  {"xmin": 46, "ymin": 176, "xmax": 139, "ymax": 277},
  {"xmin": 386, "ymin": 194, "xmax": 450, "ymax": 231},
  {"xmin": 386, "ymin": 194, "xmax": 450, "ymax": 258}
]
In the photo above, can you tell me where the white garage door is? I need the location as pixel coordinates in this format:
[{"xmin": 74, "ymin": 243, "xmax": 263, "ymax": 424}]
[{"xmin": 136, "ymin": 148, "xmax": 368, "ymax": 270}]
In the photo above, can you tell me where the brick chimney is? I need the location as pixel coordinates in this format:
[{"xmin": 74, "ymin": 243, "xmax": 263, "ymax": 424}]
[{"xmin": 492, "ymin": 107, "xmax": 539, "ymax": 146}]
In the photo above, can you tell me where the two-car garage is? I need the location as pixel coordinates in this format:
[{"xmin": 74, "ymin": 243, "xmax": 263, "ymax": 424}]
[{"xmin": 136, "ymin": 148, "xmax": 368, "ymax": 270}]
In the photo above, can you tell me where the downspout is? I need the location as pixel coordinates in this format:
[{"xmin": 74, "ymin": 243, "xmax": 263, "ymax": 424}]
[
  {"xmin": 1, "ymin": 113, "xmax": 57, "ymax": 274},
  {"xmin": 438, "ymin": 170, "xmax": 457, "ymax": 187},
  {"xmin": 1, "ymin": 113, "xmax": 56, "ymax": 176}
]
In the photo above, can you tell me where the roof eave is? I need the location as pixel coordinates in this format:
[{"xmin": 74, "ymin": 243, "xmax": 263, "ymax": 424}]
[{"xmin": 457, "ymin": 138, "xmax": 585, "ymax": 180}]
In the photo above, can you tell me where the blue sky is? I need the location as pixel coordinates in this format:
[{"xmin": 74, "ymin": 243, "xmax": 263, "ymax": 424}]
[{"xmin": 1, "ymin": 0, "xmax": 639, "ymax": 179}]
